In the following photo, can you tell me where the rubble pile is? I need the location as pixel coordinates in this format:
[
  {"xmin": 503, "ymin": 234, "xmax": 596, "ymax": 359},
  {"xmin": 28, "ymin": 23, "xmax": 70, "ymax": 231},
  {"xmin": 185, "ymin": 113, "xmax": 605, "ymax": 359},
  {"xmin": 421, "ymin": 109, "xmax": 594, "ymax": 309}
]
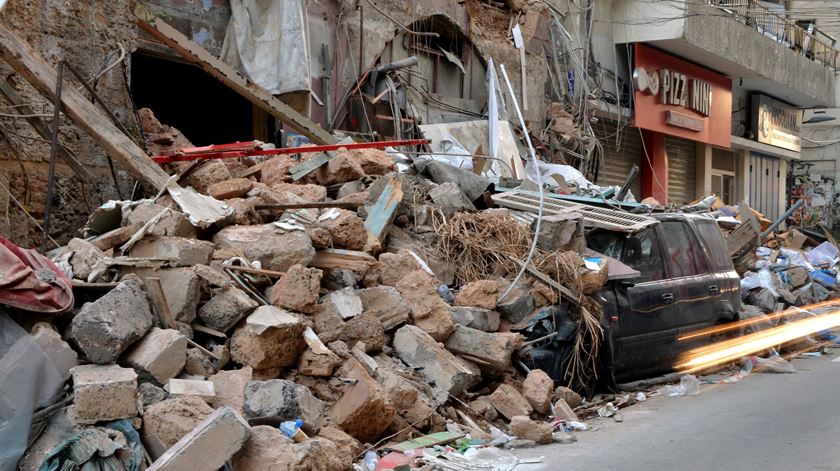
[{"xmin": 2, "ymin": 110, "xmax": 612, "ymax": 470}]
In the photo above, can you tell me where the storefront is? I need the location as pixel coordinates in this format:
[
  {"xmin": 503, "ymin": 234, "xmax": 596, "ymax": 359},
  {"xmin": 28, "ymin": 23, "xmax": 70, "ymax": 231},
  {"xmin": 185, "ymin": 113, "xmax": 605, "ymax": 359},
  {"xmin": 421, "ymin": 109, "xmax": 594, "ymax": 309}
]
[{"xmin": 632, "ymin": 44, "xmax": 733, "ymax": 205}]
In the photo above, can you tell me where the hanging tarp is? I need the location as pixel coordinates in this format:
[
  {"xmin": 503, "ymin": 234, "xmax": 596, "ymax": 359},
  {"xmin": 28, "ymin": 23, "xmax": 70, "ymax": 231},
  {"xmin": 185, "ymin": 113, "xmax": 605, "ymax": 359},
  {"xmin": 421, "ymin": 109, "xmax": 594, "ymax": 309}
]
[{"xmin": 0, "ymin": 237, "xmax": 73, "ymax": 314}]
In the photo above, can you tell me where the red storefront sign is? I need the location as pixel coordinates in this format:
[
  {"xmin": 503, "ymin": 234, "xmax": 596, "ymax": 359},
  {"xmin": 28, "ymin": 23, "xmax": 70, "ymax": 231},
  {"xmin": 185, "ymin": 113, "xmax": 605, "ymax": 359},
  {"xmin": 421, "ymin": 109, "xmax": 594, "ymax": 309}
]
[{"xmin": 633, "ymin": 44, "xmax": 732, "ymax": 148}]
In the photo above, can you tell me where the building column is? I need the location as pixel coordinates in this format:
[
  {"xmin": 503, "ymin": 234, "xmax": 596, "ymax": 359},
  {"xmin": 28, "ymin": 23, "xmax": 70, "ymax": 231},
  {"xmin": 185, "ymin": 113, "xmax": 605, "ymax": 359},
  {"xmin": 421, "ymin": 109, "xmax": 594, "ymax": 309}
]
[
  {"xmin": 695, "ymin": 142, "xmax": 712, "ymax": 198},
  {"xmin": 641, "ymin": 130, "xmax": 668, "ymax": 204},
  {"xmin": 735, "ymin": 149, "xmax": 750, "ymax": 205}
]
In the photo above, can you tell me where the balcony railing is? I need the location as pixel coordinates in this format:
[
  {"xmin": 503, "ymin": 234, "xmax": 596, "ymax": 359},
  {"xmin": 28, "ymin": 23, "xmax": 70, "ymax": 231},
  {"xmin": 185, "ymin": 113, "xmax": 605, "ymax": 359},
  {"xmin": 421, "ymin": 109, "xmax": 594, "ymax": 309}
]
[{"xmin": 709, "ymin": 0, "xmax": 840, "ymax": 72}]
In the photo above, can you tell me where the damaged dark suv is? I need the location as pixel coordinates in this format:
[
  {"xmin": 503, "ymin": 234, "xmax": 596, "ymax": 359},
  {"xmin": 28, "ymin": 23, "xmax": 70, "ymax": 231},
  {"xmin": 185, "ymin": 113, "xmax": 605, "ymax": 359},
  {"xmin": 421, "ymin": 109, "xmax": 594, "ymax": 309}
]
[{"xmin": 520, "ymin": 213, "xmax": 741, "ymax": 388}]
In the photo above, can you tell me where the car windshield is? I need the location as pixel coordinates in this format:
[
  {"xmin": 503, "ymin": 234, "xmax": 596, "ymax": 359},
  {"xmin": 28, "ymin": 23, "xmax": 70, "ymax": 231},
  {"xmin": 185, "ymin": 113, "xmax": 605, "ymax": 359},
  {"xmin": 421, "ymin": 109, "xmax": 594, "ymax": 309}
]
[{"xmin": 586, "ymin": 229, "xmax": 625, "ymax": 260}]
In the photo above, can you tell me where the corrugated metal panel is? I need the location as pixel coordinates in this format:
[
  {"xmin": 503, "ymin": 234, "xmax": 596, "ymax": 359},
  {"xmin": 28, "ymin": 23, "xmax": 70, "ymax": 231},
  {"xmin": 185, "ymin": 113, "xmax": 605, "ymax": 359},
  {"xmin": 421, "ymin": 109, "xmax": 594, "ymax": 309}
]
[
  {"xmin": 749, "ymin": 152, "xmax": 781, "ymax": 220},
  {"xmin": 665, "ymin": 137, "xmax": 697, "ymax": 205},
  {"xmin": 593, "ymin": 120, "xmax": 643, "ymax": 201}
]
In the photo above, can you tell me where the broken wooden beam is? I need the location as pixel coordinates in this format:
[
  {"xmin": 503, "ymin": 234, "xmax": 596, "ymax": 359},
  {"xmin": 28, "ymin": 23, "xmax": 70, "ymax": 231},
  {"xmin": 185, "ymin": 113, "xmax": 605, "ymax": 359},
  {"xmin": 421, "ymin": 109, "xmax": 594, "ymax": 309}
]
[
  {"xmin": 0, "ymin": 76, "xmax": 93, "ymax": 181},
  {"xmin": 255, "ymin": 201, "xmax": 360, "ymax": 211},
  {"xmin": 311, "ymin": 249, "xmax": 377, "ymax": 272},
  {"xmin": 0, "ymin": 24, "xmax": 171, "ymax": 189},
  {"xmin": 135, "ymin": 5, "xmax": 337, "ymax": 146},
  {"xmin": 364, "ymin": 175, "xmax": 402, "ymax": 252}
]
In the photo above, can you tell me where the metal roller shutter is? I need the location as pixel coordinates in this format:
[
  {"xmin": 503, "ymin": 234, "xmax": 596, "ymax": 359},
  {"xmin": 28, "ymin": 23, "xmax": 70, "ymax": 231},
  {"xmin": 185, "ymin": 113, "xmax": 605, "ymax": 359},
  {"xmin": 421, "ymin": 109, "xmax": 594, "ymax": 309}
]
[
  {"xmin": 665, "ymin": 136, "xmax": 697, "ymax": 205},
  {"xmin": 593, "ymin": 120, "xmax": 643, "ymax": 201}
]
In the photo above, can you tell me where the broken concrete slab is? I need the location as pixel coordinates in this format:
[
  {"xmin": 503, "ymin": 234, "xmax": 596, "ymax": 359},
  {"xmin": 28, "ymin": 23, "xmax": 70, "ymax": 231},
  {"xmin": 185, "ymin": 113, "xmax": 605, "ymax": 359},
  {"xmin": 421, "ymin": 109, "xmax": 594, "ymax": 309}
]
[
  {"xmin": 317, "ymin": 426, "xmax": 360, "ymax": 470},
  {"xmin": 358, "ymin": 286, "xmax": 410, "ymax": 330},
  {"xmin": 31, "ymin": 323, "xmax": 77, "ymax": 381},
  {"xmin": 488, "ymin": 384, "xmax": 532, "ymax": 420},
  {"xmin": 167, "ymin": 379, "xmax": 216, "ymax": 402},
  {"xmin": 443, "ymin": 325, "xmax": 521, "ymax": 370},
  {"xmin": 378, "ymin": 251, "xmax": 423, "ymax": 286},
  {"xmin": 146, "ymin": 406, "xmax": 250, "ymax": 471},
  {"xmin": 140, "ymin": 382, "xmax": 169, "ymax": 409},
  {"xmin": 325, "ymin": 287, "xmax": 363, "ymax": 320},
  {"xmin": 454, "ymin": 280, "xmax": 500, "ymax": 310},
  {"xmin": 198, "ymin": 286, "xmax": 259, "ymax": 333},
  {"xmin": 233, "ymin": 426, "xmax": 344, "ymax": 471},
  {"xmin": 230, "ymin": 306, "xmax": 307, "ymax": 369},
  {"xmin": 448, "ymin": 306, "xmax": 501, "ymax": 333},
  {"xmin": 212, "ymin": 224, "xmax": 315, "ymax": 272},
  {"xmin": 269, "ymin": 264, "xmax": 323, "ymax": 313},
  {"xmin": 429, "ymin": 181, "xmax": 476, "ymax": 211},
  {"xmin": 339, "ymin": 312, "xmax": 385, "ymax": 353},
  {"xmin": 70, "ymin": 364, "xmax": 138, "ymax": 424},
  {"xmin": 496, "ymin": 282, "xmax": 535, "ymax": 324},
  {"xmin": 208, "ymin": 366, "xmax": 252, "ymax": 414},
  {"xmin": 123, "ymin": 327, "xmax": 187, "ymax": 385},
  {"xmin": 184, "ymin": 347, "xmax": 218, "ymax": 378},
  {"xmin": 271, "ymin": 182, "xmax": 328, "ymax": 202},
  {"xmin": 318, "ymin": 208, "xmax": 367, "ymax": 250},
  {"xmin": 298, "ymin": 347, "xmax": 342, "ymax": 377},
  {"xmin": 315, "ymin": 151, "xmax": 364, "ymax": 186},
  {"xmin": 207, "ymin": 178, "xmax": 253, "ymax": 200},
  {"xmin": 395, "ymin": 270, "xmax": 455, "ymax": 341},
  {"xmin": 348, "ymin": 147, "xmax": 397, "ymax": 176},
  {"xmin": 68, "ymin": 280, "xmax": 155, "ymax": 364},
  {"xmin": 142, "ymin": 395, "xmax": 215, "ymax": 458},
  {"xmin": 66, "ymin": 237, "xmax": 108, "ymax": 281},
  {"xmin": 510, "ymin": 416, "xmax": 553, "ymax": 444},
  {"xmin": 553, "ymin": 385, "xmax": 583, "ymax": 409},
  {"xmin": 522, "ymin": 369, "xmax": 554, "ymax": 415},
  {"xmin": 154, "ymin": 268, "xmax": 203, "ymax": 323},
  {"xmin": 124, "ymin": 202, "xmax": 196, "ymax": 238},
  {"xmin": 392, "ymin": 325, "xmax": 480, "ymax": 396},
  {"xmin": 243, "ymin": 379, "xmax": 325, "ymax": 431},
  {"xmin": 328, "ymin": 358, "xmax": 396, "ymax": 443},
  {"xmin": 130, "ymin": 236, "xmax": 215, "ymax": 267}
]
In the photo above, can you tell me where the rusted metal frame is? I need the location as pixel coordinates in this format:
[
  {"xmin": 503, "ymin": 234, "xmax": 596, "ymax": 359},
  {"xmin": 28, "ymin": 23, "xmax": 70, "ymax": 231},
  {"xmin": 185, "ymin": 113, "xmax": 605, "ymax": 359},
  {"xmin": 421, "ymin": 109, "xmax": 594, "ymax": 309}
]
[{"xmin": 42, "ymin": 60, "xmax": 64, "ymax": 252}]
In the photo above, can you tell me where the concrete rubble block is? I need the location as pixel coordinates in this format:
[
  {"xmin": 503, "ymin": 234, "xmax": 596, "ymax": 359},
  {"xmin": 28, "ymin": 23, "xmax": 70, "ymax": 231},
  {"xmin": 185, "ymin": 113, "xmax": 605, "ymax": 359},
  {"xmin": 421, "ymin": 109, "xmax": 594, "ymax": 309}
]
[
  {"xmin": 510, "ymin": 416, "xmax": 553, "ymax": 444},
  {"xmin": 328, "ymin": 358, "xmax": 396, "ymax": 443},
  {"xmin": 270, "ymin": 263, "xmax": 323, "ymax": 313},
  {"xmin": 455, "ymin": 280, "xmax": 501, "ymax": 310},
  {"xmin": 392, "ymin": 325, "xmax": 480, "ymax": 396},
  {"xmin": 68, "ymin": 280, "xmax": 155, "ymax": 364},
  {"xmin": 193, "ymin": 264, "xmax": 230, "ymax": 287},
  {"xmin": 70, "ymin": 364, "xmax": 138, "ymax": 424},
  {"xmin": 522, "ymin": 369, "xmax": 554, "ymax": 415},
  {"xmin": 317, "ymin": 425, "xmax": 360, "ymax": 470},
  {"xmin": 325, "ymin": 287, "xmax": 363, "ymax": 320},
  {"xmin": 226, "ymin": 197, "xmax": 263, "ymax": 225},
  {"xmin": 184, "ymin": 347, "xmax": 218, "ymax": 378},
  {"xmin": 534, "ymin": 211, "xmax": 585, "ymax": 253},
  {"xmin": 378, "ymin": 369, "xmax": 443, "ymax": 431},
  {"xmin": 786, "ymin": 266, "xmax": 809, "ymax": 288},
  {"xmin": 378, "ymin": 251, "xmax": 423, "ymax": 286},
  {"xmin": 66, "ymin": 237, "xmax": 108, "ymax": 281},
  {"xmin": 337, "ymin": 180, "xmax": 366, "ymax": 199},
  {"xmin": 322, "ymin": 268, "xmax": 358, "ymax": 291},
  {"xmin": 530, "ymin": 282, "xmax": 559, "ymax": 308},
  {"xmin": 335, "ymin": 190, "xmax": 368, "ymax": 205},
  {"xmin": 315, "ymin": 151, "xmax": 365, "ymax": 186},
  {"xmin": 123, "ymin": 327, "xmax": 187, "ymax": 385},
  {"xmin": 553, "ymin": 385, "xmax": 582, "ymax": 409},
  {"xmin": 124, "ymin": 202, "xmax": 196, "ymax": 238},
  {"xmin": 396, "ymin": 270, "xmax": 455, "ymax": 341},
  {"xmin": 260, "ymin": 154, "xmax": 296, "ymax": 186},
  {"xmin": 152, "ymin": 268, "xmax": 203, "ymax": 323},
  {"xmin": 443, "ymin": 325, "xmax": 522, "ymax": 370},
  {"xmin": 448, "ymin": 306, "xmax": 501, "ymax": 333},
  {"xmin": 140, "ymin": 382, "xmax": 169, "ymax": 409},
  {"xmin": 230, "ymin": 306, "xmax": 307, "ymax": 369},
  {"xmin": 358, "ymin": 286, "xmax": 411, "ymax": 330},
  {"xmin": 167, "ymin": 378, "xmax": 216, "ymax": 402},
  {"xmin": 503, "ymin": 439, "xmax": 536, "ymax": 450},
  {"xmin": 347, "ymin": 147, "xmax": 397, "ymax": 175},
  {"xmin": 183, "ymin": 159, "xmax": 232, "ymax": 193},
  {"xmin": 209, "ymin": 366, "xmax": 252, "ymax": 414},
  {"xmin": 318, "ymin": 208, "xmax": 368, "ymax": 250},
  {"xmin": 146, "ymin": 406, "xmax": 250, "ymax": 471},
  {"xmin": 243, "ymin": 379, "xmax": 325, "ymax": 431},
  {"xmin": 488, "ymin": 384, "xmax": 533, "ymax": 421},
  {"xmin": 271, "ymin": 182, "xmax": 328, "ymax": 202},
  {"xmin": 142, "ymin": 395, "xmax": 215, "ymax": 458},
  {"xmin": 339, "ymin": 312, "xmax": 386, "ymax": 353},
  {"xmin": 198, "ymin": 286, "xmax": 259, "ymax": 333},
  {"xmin": 212, "ymin": 224, "xmax": 315, "ymax": 272},
  {"xmin": 298, "ymin": 347, "xmax": 342, "ymax": 377},
  {"xmin": 31, "ymin": 323, "xmax": 77, "ymax": 381},
  {"xmin": 311, "ymin": 301, "xmax": 346, "ymax": 344},
  {"xmin": 429, "ymin": 182, "xmax": 475, "ymax": 211},
  {"xmin": 207, "ymin": 178, "xmax": 254, "ymax": 200},
  {"xmin": 468, "ymin": 396, "xmax": 498, "ymax": 421},
  {"xmin": 233, "ymin": 426, "xmax": 344, "ymax": 471},
  {"xmin": 496, "ymin": 282, "xmax": 535, "ymax": 324},
  {"xmin": 130, "ymin": 236, "xmax": 215, "ymax": 267}
]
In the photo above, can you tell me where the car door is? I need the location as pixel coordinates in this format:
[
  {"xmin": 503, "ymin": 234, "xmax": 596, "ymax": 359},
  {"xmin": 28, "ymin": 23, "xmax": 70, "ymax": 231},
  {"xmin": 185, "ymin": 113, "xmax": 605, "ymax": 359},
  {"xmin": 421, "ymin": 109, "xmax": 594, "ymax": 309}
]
[{"xmin": 612, "ymin": 225, "xmax": 684, "ymax": 375}]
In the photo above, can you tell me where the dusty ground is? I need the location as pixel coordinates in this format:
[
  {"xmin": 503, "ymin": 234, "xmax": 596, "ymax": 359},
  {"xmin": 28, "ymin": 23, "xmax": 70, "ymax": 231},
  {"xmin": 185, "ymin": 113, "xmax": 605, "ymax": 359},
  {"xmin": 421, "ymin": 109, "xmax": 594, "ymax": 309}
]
[{"xmin": 514, "ymin": 348, "xmax": 840, "ymax": 471}]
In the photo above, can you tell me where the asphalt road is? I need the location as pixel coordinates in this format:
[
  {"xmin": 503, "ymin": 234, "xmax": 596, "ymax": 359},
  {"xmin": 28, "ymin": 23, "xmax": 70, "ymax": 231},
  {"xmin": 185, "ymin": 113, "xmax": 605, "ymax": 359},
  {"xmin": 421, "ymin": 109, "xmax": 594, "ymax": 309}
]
[{"xmin": 513, "ymin": 350, "xmax": 840, "ymax": 471}]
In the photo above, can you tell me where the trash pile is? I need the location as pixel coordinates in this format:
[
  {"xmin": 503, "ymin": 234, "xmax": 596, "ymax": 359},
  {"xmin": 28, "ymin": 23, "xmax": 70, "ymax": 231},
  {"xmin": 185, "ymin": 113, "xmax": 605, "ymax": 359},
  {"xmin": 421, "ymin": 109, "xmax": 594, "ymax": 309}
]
[{"xmin": 0, "ymin": 107, "xmax": 622, "ymax": 471}]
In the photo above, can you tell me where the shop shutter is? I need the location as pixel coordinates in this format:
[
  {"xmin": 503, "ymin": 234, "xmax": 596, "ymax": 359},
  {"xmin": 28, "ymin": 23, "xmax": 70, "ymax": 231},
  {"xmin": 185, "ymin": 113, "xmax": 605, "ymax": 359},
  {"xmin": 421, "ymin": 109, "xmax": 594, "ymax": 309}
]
[
  {"xmin": 665, "ymin": 136, "xmax": 697, "ymax": 205},
  {"xmin": 593, "ymin": 120, "xmax": 643, "ymax": 201},
  {"xmin": 749, "ymin": 152, "xmax": 782, "ymax": 221}
]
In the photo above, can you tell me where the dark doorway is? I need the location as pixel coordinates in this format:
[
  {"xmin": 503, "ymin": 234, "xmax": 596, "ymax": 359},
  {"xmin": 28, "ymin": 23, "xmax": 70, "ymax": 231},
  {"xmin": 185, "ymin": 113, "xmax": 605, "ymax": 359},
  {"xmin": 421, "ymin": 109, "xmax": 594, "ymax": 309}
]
[{"xmin": 130, "ymin": 52, "xmax": 261, "ymax": 146}]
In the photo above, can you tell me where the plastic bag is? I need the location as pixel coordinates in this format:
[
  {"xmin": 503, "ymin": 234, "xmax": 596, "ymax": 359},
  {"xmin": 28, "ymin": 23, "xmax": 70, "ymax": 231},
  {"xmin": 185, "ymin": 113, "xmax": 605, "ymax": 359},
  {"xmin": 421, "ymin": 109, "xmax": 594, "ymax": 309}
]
[
  {"xmin": 429, "ymin": 135, "xmax": 472, "ymax": 171},
  {"xmin": 779, "ymin": 248, "xmax": 815, "ymax": 272},
  {"xmin": 660, "ymin": 374, "xmax": 701, "ymax": 397},
  {"xmin": 753, "ymin": 355, "xmax": 796, "ymax": 374},
  {"xmin": 525, "ymin": 160, "xmax": 596, "ymax": 190},
  {"xmin": 807, "ymin": 241, "xmax": 839, "ymax": 266}
]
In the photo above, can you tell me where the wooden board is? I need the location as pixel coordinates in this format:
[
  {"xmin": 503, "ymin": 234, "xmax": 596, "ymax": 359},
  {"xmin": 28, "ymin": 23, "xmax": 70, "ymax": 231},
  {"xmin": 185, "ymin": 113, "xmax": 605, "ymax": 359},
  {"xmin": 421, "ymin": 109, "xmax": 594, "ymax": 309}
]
[
  {"xmin": 492, "ymin": 191, "xmax": 657, "ymax": 233},
  {"xmin": 136, "ymin": 6, "xmax": 337, "ymax": 146},
  {"xmin": 311, "ymin": 249, "xmax": 377, "ymax": 272},
  {"xmin": 364, "ymin": 175, "xmax": 403, "ymax": 246},
  {"xmin": 0, "ymin": 24, "xmax": 171, "ymax": 189}
]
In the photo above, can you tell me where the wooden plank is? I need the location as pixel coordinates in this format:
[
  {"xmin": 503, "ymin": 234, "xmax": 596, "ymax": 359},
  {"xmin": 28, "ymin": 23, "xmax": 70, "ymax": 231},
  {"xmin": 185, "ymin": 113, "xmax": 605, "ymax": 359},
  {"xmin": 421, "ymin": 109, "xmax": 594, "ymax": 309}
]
[
  {"xmin": 191, "ymin": 323, "xmax": 227, "ymax": 339},
  {"xmin": 0, "ymin": 76, "xmax": 92, "ymax": 181},
  {"xmin": 145, "ymin": 277, "xmax": 177, "ymax": 329},
  {"xmin": 89, "ymin": 222, "xmax": 143, "ymax": 251},
  {"xmin": 255, "ymin": 201, "xmax": 360, "ymax": 211},
  {"xmin": 363, "ymin": 175, "xmax": 403, "ymax": 249},
  {"xmin": 311, "ymin": 248, "xmax": 377, "ymax": 271},
  {"xmin": 0, "ymin": 24, "xmax": 171, "ymax": 189},
  {"xmin": 508, "ymin": 255, "xmax": 581, "ymax": 305},
  {"xmin": 135, "ymin": 6, "xmax": 337, "ymax": 146}
]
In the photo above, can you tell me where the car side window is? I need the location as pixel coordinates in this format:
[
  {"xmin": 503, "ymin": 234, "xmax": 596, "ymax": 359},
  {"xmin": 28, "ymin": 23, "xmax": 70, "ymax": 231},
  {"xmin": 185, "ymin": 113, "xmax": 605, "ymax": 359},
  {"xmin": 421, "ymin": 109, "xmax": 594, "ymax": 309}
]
[
  {"xmin": 694, "ymin": 219, "xmax": 731, "ymax": 272},
  {"xmin": 660, "ymin": 221, "xmax": 710, "ymax": 278},
  {"xmin": 621, "ymin": 228, "xmax": 665, "ymax": 283}
]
